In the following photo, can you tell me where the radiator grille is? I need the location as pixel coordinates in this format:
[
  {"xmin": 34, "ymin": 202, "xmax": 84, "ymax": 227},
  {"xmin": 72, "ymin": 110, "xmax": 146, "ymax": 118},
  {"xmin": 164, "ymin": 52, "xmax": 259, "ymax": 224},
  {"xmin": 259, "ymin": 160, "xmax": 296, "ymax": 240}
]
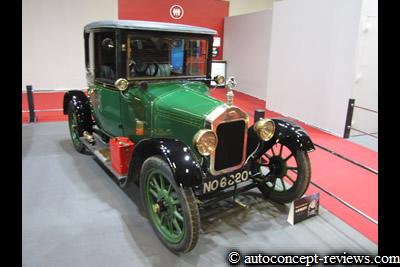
[{"xmin": 214, "ymin": 120, "xmax": 246, "ymax": 171}]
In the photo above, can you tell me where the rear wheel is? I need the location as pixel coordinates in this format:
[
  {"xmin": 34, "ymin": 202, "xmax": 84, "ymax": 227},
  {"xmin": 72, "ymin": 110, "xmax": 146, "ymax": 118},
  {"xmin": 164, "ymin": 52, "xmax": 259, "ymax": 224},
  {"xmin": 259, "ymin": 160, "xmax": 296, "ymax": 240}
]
[
  {"xmin": 256, "ymin": 140, "xmax": 311, "ymax": 203},
  {"xmin": 67, "ymin": 102, "xmax": 90, "ymax": 153},
  {"xmin": 140, "ymin": 156, "xmax": 200, "ymax": 254}
]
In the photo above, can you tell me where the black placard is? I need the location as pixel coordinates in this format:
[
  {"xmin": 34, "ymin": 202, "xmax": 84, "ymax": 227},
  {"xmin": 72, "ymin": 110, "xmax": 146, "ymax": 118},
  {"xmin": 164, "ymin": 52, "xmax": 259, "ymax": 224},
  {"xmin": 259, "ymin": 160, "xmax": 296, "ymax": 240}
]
[{"xmin": 287, "ymin": 192, "xmax": 320, "ymax": 225}]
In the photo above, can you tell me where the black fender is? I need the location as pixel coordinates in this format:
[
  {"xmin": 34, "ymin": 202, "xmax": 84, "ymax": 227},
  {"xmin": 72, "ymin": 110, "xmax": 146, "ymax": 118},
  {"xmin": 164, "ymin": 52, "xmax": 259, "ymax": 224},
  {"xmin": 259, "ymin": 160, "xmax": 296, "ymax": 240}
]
[
  {"xmin": 63, "ymin": 90, "xmax": 88, "ymax": 114},
  {"xmin": 127, "ymin": 138, "xmax": 206, "ymax": 188},
  {"xmin": 247, "ymin": 118, "xmax": 315, "ymax": 159},
  {"xmin": 63, "ymin": 90, "xmax": 93, "ymax": 134}
]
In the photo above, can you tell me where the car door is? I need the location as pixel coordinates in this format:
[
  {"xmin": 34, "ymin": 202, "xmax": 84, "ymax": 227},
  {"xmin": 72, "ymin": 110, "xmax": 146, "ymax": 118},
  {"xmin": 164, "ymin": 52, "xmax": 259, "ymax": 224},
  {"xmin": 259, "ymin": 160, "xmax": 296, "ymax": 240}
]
[
  {"xmin": 118, "ymin": 33, "xmax": 151, "ymax": 143},
  {"xmin": 90, "ymin": 31, "xmax": 123, "ymax": 137},
  {"xmin": 119, "ymin": 86, "xmax": 146, "ymax": 143}
]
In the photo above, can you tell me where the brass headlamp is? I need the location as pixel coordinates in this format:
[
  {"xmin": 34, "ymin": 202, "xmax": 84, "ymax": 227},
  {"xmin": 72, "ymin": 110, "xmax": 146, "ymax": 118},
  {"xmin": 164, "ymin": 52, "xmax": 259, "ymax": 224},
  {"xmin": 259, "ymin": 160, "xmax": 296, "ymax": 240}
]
[
  {"xmin": 193, "ymin": 129, "xmax": 218, "ymax": 156},
  {"xmin": 254, "ymin": 119, "xmax": 275, "ymax": 141}
]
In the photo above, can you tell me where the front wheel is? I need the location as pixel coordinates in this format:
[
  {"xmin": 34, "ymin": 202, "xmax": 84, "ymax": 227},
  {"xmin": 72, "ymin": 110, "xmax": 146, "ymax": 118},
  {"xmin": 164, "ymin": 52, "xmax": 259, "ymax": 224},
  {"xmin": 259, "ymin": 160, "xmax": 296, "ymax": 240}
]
[
  {"xmin": 140, "ymin": 156, "xmax": 200, "ymax": 254},
  {"xmin": 256, "ymin": 140, "xmax": 311, "ymax": 203}
]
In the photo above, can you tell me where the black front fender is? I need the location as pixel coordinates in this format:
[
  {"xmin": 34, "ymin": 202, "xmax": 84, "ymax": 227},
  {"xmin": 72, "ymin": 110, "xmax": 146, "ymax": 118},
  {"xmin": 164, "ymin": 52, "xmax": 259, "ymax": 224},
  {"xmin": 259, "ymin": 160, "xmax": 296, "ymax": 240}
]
[
  {"xmin": 128, "ymin": 138, "xmax": 205, "ymax": 188},
  {"xmin": 269, "ymin": 118, "xmax": 315, "ymax": 152},
  {"xmin": 247, "ymin": 118, "xmax": 315, "ymax": 159}
]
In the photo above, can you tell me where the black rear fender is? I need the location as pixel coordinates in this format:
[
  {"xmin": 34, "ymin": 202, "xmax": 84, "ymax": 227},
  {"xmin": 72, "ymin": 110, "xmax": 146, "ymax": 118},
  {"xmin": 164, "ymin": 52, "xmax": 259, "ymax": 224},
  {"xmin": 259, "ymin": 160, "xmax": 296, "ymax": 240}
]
[
  {"xmin": 63, "ymin": 90, "xmax": 89, "ymax": 115},
  {"xmin": 63, "ymin": 90, "xmax": 93, "ymax": 133}
]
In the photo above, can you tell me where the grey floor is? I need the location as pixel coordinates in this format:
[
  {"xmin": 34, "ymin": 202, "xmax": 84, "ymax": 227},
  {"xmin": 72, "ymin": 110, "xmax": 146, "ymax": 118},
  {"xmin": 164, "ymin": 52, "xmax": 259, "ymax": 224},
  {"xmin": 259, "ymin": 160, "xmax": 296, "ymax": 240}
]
[
  {"xmin": 348, "ymin": 135, "xmax": 378, "ymax": 152},
  {"xmin": 22, "ymin": 122, "xmax": 377, "ymax": 267}
]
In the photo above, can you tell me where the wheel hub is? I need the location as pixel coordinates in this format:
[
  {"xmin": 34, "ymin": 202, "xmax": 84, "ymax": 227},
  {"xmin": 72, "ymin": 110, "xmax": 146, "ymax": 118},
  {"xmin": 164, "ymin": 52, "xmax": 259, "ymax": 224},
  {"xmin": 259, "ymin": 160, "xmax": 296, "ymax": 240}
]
[
  {"xmin": 153, "ymin": 203, "xmax": 161, "ymax": 214},
  {"xmin": 268, "ymin": 156, "xmax": 288, "ymax": 178},
  {"xmin": 154, "ymin": 191, "xmax": 176, "ymax": 214}
]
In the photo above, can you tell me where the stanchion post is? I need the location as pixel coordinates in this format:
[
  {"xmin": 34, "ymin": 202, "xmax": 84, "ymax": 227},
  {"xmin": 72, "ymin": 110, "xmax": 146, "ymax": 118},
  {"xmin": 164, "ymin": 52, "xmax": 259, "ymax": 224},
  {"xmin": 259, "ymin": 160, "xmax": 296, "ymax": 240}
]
[
  {"xmin": 254, "ymin": 109, "xmax": 265, "ymax": 122},
  {"xmin": 26, "ymin": 85, "xmax": 36, "ymax": 123},
  {"xmin": 343, "ymin": 98, "xmax": 355, "ymax": 138}
]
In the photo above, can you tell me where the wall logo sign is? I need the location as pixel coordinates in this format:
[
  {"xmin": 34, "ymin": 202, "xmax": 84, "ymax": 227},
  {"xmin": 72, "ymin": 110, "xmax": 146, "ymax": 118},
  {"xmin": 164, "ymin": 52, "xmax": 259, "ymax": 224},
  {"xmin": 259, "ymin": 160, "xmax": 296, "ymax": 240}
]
[
  {"xmin": 212, "ymin": 47, "xmax": 219, "ymax": 58},
  {"xmin": 170, "ymin": 5, "xmax": 184, "ymax": 20}
]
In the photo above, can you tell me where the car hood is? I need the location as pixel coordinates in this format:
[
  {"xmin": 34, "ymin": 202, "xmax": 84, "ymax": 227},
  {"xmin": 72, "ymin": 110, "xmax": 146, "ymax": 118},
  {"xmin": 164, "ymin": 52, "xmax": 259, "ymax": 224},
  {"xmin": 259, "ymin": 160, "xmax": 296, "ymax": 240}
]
[
  {"xmin": 149, "ymin": 82, "xmax": 224, "ymax": 148},
  {"xmin": 152, "ymin": 83, "xmax": 223, "ymax": 123}
]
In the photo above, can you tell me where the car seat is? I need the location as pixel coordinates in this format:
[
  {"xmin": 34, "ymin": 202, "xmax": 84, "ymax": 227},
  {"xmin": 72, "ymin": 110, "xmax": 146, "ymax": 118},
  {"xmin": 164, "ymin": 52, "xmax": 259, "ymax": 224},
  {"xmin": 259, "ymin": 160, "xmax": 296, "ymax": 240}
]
[
  {"xmin": 146, "ymin": 63, "xmax": 171, "ymax": 77},
  {"xmin": 99, "ymin": 65, "xmax": 115, "ymax": 80}
]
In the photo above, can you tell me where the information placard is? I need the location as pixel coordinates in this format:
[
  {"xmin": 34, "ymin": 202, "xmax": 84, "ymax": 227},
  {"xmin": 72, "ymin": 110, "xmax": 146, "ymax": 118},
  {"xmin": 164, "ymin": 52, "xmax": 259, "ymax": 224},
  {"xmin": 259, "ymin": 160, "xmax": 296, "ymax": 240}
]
[{"xmin": 287, "ymin": 192, "xmax": 320, "ymax": 225}]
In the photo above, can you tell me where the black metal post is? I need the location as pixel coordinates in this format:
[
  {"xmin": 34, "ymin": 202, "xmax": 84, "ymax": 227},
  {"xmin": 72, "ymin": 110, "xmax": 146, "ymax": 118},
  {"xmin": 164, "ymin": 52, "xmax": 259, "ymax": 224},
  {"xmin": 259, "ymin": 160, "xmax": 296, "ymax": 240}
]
[
  {"xmin": 26, "ymin": 85, "xmax": 36, "ymax": 123},
  {"xmin": 254, "ymin": 109, "xmax": 265, "ymax": 122},
  {"xmin": 343, "ymin": 98, "xmax": 355, "ymax": 138}
]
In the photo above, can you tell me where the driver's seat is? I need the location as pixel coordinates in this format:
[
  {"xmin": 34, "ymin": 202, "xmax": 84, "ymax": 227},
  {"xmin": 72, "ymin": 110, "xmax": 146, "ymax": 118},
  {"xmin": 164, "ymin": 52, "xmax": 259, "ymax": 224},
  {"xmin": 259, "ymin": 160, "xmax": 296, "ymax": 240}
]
[{"xmin": 146, "ymin": 64, "xmax": 171, "ymax": 77}]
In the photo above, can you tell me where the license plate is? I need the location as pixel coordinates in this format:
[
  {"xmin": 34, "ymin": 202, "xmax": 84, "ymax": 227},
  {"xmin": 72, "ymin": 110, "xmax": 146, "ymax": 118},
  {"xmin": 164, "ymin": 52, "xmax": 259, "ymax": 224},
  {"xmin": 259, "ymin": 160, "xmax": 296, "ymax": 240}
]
[{"xmin": 203, "ymin": 170, "xmax": 250, "ymax": 194}]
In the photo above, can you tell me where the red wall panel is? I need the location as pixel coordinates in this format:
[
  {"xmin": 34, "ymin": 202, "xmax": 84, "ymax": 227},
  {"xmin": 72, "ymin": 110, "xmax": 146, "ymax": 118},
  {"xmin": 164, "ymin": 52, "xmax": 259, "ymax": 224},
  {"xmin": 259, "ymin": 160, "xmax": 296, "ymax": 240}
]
[{"xmin": 118, "ymin": 0, "xmax": 229, "ymax": 60}]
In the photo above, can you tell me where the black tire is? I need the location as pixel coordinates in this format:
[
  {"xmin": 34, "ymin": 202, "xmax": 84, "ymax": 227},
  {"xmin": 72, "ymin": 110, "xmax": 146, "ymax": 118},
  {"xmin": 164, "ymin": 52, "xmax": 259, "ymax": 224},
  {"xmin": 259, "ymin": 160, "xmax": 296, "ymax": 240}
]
[
  {"xmin": 140, "ymin": 156, "xmax": 200, "ymax": 254},
  {"xmin": 256, "ymin": 140, "xmax": 311, "ymax": 203},
  {"xmin": 67, "ymin": 101, "xmax": 90, "ymax": 153}
]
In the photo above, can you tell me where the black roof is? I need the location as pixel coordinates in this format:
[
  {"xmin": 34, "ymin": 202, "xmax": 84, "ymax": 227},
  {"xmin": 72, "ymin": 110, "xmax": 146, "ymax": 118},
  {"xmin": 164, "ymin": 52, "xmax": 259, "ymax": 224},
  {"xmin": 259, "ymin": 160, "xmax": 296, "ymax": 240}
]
[{"xmin": 84, "ymin": 20, "xmax": 217, "ymax": 35}]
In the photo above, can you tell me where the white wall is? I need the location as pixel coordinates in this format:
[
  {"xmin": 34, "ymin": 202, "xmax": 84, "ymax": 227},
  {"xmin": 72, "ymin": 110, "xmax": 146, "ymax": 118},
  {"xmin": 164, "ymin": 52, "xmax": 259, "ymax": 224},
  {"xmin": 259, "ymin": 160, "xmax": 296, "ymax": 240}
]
[
  {"xmin": 224, "ymin": 10, "xmax": 273, "ymax": 100},
  {"xmin": 351, "ymin": 0, "xmax": 378, "ymax": 135},
  {"xmin": 266, "ymin": 0, "xmax": 362, "ymax": 136},
  {"xmin": 228, "ymin": 0, "xmax": 273, "ymax": 16},
  {"xmin": 22, "ymin": 0, "xmax": 118, "ymax": 91}
]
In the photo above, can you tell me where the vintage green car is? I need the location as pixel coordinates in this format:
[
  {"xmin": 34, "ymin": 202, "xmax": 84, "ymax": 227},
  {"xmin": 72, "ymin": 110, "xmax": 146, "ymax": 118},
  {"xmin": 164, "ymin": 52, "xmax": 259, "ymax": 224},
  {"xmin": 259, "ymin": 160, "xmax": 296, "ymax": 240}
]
[{"xmin": 63, "ymin": 20, "xmax": 315, "ymax": 253}]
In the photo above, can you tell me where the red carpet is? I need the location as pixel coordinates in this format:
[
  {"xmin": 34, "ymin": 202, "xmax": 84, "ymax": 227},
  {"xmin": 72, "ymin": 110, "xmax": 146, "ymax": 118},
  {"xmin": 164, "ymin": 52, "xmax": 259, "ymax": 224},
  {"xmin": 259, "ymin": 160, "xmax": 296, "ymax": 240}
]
[{"xmin": 22, "ymin": 88, "xmax": 378, "ymax": 243}]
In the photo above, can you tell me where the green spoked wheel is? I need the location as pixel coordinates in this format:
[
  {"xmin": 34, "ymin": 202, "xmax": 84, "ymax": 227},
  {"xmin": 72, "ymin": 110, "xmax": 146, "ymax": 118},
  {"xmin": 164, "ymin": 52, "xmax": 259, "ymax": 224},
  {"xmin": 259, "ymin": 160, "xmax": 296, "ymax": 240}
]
[
  {"xmin": 67, "ymin": 102, "xmax": 85, "ymax": 153},
  {"xmin": 256, "ymin": 140, "xmax": 311, "ymax": 203},
  {"xmin": 140, "ymin": 156, "xmax": 200, "ymax": 253},
  {"xmin": 145, "ymin": 171, "xmax": 185, "ymax": 243}
]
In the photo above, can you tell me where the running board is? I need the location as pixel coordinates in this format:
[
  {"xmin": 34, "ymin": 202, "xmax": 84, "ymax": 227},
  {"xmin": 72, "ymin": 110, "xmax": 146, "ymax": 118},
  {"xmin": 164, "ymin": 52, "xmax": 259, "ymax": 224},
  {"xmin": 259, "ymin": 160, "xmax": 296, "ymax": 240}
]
[
  {"xmin": 80, "ymin": 136, "xmax": 128, "ymax": 187},
  {"xmin": 198, "ymin": 182, "xmax": 258, "ymax": 207}
]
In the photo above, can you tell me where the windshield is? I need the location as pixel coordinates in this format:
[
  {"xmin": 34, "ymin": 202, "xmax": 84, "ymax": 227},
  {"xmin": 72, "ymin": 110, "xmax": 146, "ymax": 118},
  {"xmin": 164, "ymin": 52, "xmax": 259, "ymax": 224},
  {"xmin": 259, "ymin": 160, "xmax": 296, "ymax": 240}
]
[{"xmin": 127, "ymin": 34, "xmax": 209, "ymax": 80}]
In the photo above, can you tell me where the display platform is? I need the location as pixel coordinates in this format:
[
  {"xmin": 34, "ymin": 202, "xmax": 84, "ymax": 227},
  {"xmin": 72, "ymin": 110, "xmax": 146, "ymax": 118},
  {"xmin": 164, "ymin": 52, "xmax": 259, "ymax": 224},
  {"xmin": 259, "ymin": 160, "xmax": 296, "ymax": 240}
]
[{"xmin": 22, "ymin": 122, "xmax": 377, "ymax": 267}]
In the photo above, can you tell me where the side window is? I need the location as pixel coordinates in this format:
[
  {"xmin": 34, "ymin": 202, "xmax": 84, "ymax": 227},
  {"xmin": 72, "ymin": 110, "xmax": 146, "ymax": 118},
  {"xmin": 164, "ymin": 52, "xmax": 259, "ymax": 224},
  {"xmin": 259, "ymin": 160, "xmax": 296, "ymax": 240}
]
[
  {"xmin": 84, "ymin": 33, "xmax": 90, "ymax": 70},
  {"xmin": 94, "ymin": 32, "xmax": 116, "ymax": 83},
  {"xmin": 84, "ymin": 32, "xmax": 94, "ymax": 83}
]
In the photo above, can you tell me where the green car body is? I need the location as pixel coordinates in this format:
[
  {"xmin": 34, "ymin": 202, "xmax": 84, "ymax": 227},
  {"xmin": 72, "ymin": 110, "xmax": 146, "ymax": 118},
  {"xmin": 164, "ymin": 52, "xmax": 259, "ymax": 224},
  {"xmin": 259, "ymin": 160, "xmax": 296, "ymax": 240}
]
[
  {"xmin": 63, "ymin": 19, "xmax": 315, "ymax": 254},
  {"xmin": 89, "ymin": 81, "xmax": 222, "ymax": 160}
]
